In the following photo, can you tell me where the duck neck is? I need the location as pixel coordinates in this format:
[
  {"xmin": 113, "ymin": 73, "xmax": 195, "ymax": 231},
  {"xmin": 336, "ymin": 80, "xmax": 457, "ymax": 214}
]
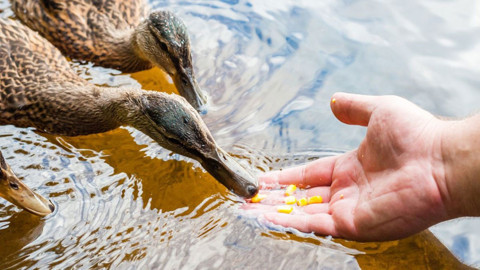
[
  {"xmin": 3, "ymin": 82, "xmax": 146, "ymax": 136},
  {"xmin": 100, "ymin": 28, "xmax": 153, "ymax": 73}
]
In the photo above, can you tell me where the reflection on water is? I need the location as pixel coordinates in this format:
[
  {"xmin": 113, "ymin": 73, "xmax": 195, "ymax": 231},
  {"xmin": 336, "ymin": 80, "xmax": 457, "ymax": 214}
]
[{"xmin": 1, "ymin": 0, "xmax": 480, "ymax": 268}]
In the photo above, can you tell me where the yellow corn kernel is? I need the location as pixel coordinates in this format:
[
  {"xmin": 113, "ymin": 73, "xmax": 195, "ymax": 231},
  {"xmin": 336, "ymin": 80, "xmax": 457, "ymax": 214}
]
[
  {"xmin": 284, "ymin": 196, "xmax": 296, "ymax": 205},
  {"xmin": 340, "ymin": 194, "xmax": 344, "ymax": 199},
  {"xmin": 277, "ymin": 205, "xmax": 293, "ymax": 214},
  {"xmin": 250, "ymin": 193, "xmax": 267, "ymax": 203},
  {"xmin": 297, "ymin": 197, "xmax": 308, "ymax": 206},
  {"xmin": 307, "ymin": 195, "xmax": 323, "ymax": 204},
  {"xmin": 284, "ymin": 184, "xmax": 297, "ymax": 196}
]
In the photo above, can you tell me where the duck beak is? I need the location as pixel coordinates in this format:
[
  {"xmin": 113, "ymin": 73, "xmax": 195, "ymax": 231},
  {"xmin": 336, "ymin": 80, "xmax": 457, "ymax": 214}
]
[
  {"xmin": 1, "ymin": 180, "xmax": 54, "ymax": 217},
  {"xmin": 173, "ymin": 72, "xmax": 208, "ymax": 113},
  {"xmin": 200, "ymin": 148, "xmax": 258, "ymax": 198}
]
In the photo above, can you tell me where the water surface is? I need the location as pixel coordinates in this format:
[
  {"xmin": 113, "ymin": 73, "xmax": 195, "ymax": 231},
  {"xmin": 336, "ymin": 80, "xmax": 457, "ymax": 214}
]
[{"xmin": 1, "ymin": 0, "xmax": 479, "ymax": 268}]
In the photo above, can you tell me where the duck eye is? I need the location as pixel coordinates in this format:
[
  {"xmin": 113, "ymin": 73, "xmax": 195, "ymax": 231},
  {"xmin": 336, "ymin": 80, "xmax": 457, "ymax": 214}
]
[
  {"xmin": 181, "ymin": 77, "xmax": 189, "ymax": 86},
  {"xmin": 211, "ymin": 163, "xmax": 220, "ymax": 171},
  {"xmin": 159, "ymin": 41, "xmax": 169, "ymax": 52},
  {"xmin": 9, "ymin": 182, "xmax": 19, "ymax": 190},
  {"xmin": 166, "ymin": 137, "xmax": 181, "ymax": 146}
]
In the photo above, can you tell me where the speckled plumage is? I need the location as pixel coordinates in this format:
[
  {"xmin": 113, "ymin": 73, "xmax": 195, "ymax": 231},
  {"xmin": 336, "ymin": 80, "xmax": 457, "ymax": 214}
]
[
  {"xmin": 11, "ymin": 0, "xmax": 151, "ymax": 72},
  {"xmin": 11, "ymin": 0, "xmax": 207, "ymax": 110},
  {"xmin": 0, "ymin": 19, "xmax": 257, "ymax": 198},
  {"xmin": 0, "ymin": 18, "xmax": 159, "ymax": 136},
  {"xmin": 0, "ymin": 19, "xmax": 103, "ymax": 135}
]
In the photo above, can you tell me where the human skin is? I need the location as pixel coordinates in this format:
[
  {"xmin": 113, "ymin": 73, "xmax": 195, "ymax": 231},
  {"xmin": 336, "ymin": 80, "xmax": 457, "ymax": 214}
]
[{"xmin": 246, "ymin": 92, "xmax": 480, "ymax": 241}]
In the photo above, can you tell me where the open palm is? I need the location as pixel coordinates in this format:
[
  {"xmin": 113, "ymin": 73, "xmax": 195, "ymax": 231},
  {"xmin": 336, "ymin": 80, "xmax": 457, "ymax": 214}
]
[{"xmin": 247, "ymin": 93, "xmax": 450, "ymax": 241}]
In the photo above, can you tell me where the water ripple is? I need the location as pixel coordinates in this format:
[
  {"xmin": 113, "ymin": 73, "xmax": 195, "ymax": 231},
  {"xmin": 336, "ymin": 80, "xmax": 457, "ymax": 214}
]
[{"xmin": 1, "ymin": 0, "xmax": 479, "ymax": 268}]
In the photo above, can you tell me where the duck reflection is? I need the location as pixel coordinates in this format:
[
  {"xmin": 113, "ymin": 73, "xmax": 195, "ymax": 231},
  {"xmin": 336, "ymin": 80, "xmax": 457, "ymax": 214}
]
[
  {"xmin": 41, "ymin": 129, "xmax": 228, "ymax": 213},
  {"xmin": 0, "ymin": 210, "xmax": 46, "ymax": 263}
]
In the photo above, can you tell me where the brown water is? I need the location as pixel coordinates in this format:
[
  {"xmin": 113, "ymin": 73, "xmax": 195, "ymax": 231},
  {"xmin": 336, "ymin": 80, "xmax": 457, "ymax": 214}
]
[{"xmin": 1, "ymin": 0, "xmax": 479, "ymax": 269}]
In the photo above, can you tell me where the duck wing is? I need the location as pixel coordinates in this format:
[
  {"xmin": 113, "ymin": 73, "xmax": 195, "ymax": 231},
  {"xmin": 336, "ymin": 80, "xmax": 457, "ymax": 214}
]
[
  {"xmin": 11, "ymin": 0, "xmax": 148, "ymax": 65},
  {"xmin": 0, "ymin": 19, "xmax": 89, "ymax": 130}
]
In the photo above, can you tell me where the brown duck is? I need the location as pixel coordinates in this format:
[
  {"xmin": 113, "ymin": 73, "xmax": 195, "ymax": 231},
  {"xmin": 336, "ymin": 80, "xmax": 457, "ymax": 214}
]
[
  {"xmin": 0, "ymin": 19, "xmax": 257, "ymax": 198},
  {"xmin": 11, "ymin": 0, "xmax": 207, "ymax": 110},
  {"xmin": 0, "ymin": 151, "xmax": 54, "ymax": 216}
]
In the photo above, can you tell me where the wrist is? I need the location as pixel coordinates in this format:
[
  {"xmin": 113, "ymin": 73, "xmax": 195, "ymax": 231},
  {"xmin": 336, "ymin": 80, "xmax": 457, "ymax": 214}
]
[{"xmin": 440, "ymin": 114, "xmax": 480, "ymax": 218}]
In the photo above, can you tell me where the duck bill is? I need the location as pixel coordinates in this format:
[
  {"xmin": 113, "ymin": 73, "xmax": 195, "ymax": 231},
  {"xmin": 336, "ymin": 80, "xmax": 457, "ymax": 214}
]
[
  {"xmin": 200, "ymin": 148, "xmax": 258, "ymax": 198},
  {"xmin": 1, "ymin": 181, "xmax": 54, "ymax": 217},
  {"xmin": 173, "ymin": 73, "xmax": 208, "ymax": 112}
]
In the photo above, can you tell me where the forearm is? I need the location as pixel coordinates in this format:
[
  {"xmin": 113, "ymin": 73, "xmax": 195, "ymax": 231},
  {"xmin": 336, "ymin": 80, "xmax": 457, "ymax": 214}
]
[{"xmin": 440, "ymin": 113, "xmax": 480, "ymax": 218}]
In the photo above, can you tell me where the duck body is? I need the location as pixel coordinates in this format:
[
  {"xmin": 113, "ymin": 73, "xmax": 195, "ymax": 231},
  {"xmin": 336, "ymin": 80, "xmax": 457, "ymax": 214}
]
[
  {"xmin": 0, "ymin": 19, "xmax": 257, "ymax": 198},
  {"xmin": 12, "ymin": 0, "xmax": 150, "ymax": 72},
  {"xmin": 11, "ymin": 0, "xmax": 207, "ymax": 110},
  {"xmin": 0, "ymin": 19, "xmax": 114, "ymax": 135}
]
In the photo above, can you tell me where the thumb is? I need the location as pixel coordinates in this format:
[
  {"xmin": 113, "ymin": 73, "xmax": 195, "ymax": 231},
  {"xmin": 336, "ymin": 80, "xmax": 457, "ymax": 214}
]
[{"xmin": 330, "ymin": 92, "xmax": 379, "ymax": 126}]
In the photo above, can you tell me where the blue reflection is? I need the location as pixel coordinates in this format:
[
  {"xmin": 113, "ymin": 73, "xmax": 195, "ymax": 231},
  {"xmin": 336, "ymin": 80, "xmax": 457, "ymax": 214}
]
[{"xmin": 452, "ymin": 235, "xmax": 469, "ymax": 263}]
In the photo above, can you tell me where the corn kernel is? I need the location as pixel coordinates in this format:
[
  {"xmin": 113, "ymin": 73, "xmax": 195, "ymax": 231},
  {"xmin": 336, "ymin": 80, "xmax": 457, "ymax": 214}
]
[
  {"xmin": 284, "ymin": 196, "xmax": 296, "ymax": 205},
  {"xmin": 285, "ymin": 184, "xmax": 297, "ymax": 196},
  {"xmin": 340, "ymin": 194, "xmax": 344, "ymax": 199},
  {"xmin": 307, "ymin": 195, "xmax": 323, "ymax": 204},
  {"xmin": 277, "ymin": 205, "xmax": 293, "ymax": 214},
  {"xmin": 297, "ymin": 197, "xmax": 308, "ymax": 206},
  {"xmin": 250, "ymin": 193, "xmax": 267, "ymax": 203}
]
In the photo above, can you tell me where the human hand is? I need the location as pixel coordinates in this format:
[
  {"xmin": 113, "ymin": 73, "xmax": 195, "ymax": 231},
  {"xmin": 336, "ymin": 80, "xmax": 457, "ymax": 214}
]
[{"xmin": 246, "ymin": 93, "xmax": 453, "ymax": 241}]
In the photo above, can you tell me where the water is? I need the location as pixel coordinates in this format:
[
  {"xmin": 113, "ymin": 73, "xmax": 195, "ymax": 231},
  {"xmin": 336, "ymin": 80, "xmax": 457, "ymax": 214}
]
[{"xmin": 1, "ymin": 0, "xmax": 480, "ymax": 268}]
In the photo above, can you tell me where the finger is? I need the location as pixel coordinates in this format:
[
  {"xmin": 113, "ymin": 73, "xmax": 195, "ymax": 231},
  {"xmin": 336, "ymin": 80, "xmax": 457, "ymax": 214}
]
[
  {"xmin": 254, "ymin": 186, "xmax": 331, "ymax": 203},
  {"xmin": 244, "ymin": 199, "xmax": 330, "ymax": 215},
  {"xmin": 242, "ymin": 203, "xmax": 278, "ymax": 212},
  {"xmin": 264, "ymin": 212, "xmax": 337, "ymax": 236},
  {"xmin": 330, "ymin": 92, "xmax": 379, "ymax": 126},
  {"xmin": 245, "ymin": 202, "xmax": 329, "ymax": 215},
  {"xmin": 245, "ymin": 187, "xmax": 330, "ymax": 207},
  {"xmin": 241, "ymin": 203, "xmax": 280, "ymax": 217},
  {"xmin": 302, "ymin": 203, "xmax": 329, "ymax": 214},
  {"xmin": 258, "ymin": 156, "xmax": 338, "ymax": 188}
]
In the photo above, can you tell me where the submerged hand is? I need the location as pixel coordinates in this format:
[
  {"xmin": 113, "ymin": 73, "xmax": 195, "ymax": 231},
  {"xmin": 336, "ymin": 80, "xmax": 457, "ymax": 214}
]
[{"xmin": 247, "ymin": 93, "xmax": 458, "ymax": 241}]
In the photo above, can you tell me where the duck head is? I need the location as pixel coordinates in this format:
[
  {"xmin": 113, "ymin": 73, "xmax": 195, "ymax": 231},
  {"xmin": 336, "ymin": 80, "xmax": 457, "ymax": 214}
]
[
  {"xmin": 135, "ymin": 11, "xmax": 207, "ymax": 112},
  {"xmin": 0, "ymin": 151, "xmax": 54, "ymax": 216},
  {"xmin": 128, "ymin": 92, "xmax": 258, "ymax": 198}
]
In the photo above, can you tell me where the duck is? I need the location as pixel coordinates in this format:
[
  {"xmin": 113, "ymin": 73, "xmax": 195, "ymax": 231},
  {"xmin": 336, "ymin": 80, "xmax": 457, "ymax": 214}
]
[
  {"xmin": 11, "ymin": 0, "xmax": 207, "ymax": 111},
  {"xmin": 0, "ymin": 19, "xmax": 257, "ymax": 198},
  {"xmin": 0, "ymin": 150, "xmax": 54, "ymax": 216}
]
